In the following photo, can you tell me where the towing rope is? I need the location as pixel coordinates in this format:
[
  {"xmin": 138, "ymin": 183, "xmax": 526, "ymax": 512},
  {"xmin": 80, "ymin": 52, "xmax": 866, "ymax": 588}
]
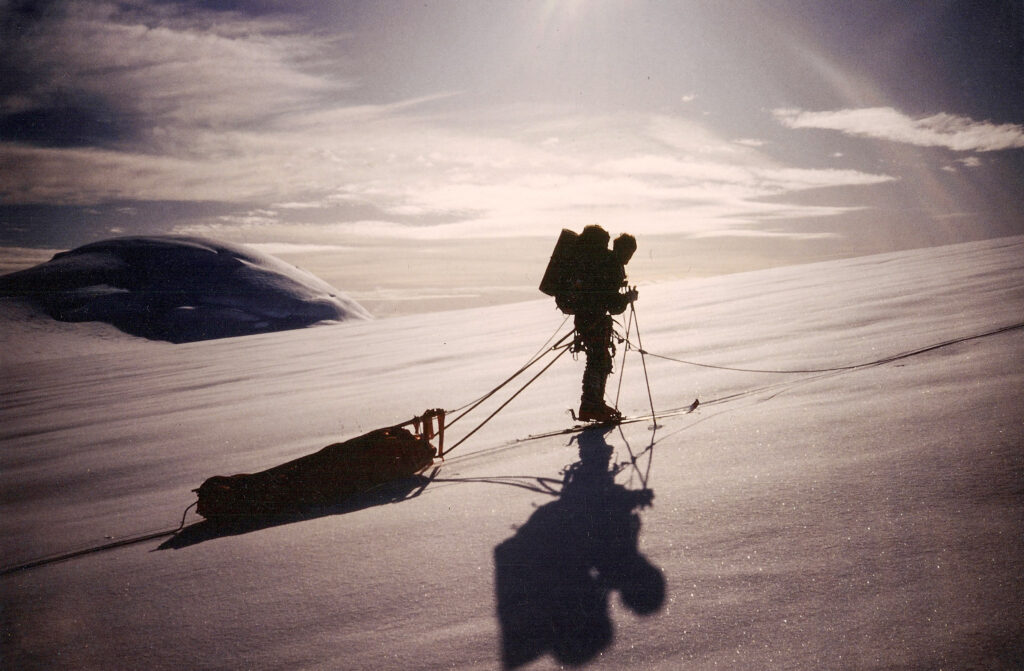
[
  {"xmin": 445, "ymin": 321, "xmax": 573, "ymax": 426},
  {"xmin": 0, "ymin": 501, "xmax": 197, "ymax": 577},
  {"xmin": 444, "ymin": 344, "xmax": 572, "ymax": 456},
  {"xmin": 623, "ymin": 320, "xmax": 1024, "ymax": 375}
]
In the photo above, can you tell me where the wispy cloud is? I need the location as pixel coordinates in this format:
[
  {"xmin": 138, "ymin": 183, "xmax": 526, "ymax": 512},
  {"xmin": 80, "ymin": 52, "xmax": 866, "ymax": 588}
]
[
  {"xmin": 247, "ymin": 242, "xmax": 354, "ymax": 255},
  {"xmin": 773, "ymin": 107, "xmax": 1024, "ymax": 152},
  {"xmin": 3, "ymin": 2, "xmax": 351, "ymax": 132}
]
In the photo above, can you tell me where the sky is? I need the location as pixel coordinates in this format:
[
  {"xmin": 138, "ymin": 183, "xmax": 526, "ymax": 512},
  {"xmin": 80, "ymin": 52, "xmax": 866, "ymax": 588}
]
[{"xmin": 1, "ymin": 0, "xmax": 1023, "ymax": 309}]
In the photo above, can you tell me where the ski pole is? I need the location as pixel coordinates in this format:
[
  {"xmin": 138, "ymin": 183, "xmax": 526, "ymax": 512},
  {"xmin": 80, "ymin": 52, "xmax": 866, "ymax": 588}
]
[
  {"xmin": 614, "ymin": 300, "xmax": 635, "ymax": 408},
  {"xmin": 629, "ymin": 301, "xmax": 658, "ymax": 427}
]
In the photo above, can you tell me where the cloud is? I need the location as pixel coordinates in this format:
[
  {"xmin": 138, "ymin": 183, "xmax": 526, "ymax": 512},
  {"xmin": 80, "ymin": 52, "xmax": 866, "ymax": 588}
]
[
  {"xmin": 941, "ymin": 156, "xmax": 984, "ymax": 173},
  {"xmin": 688, "ymin": 228, "xmax": 838, "ymax": 240},
  {"xmin": 294, "ymin": 114, "xmax": 895, "ymax": 239},
  {"xmin": 1, "ymin": 3, "xmax": 898, "ymax": 245},
  {"xmin": 594, "ymin": 155, "xmax": 891, "ymax": 193},
  {"xmin": 247, "ymin": 242, "xmax": 354, "ymax": 255},
  {"xmin": 5, "ymin": 105, "xmax": 896, "ymax": 242},
  {"xmin": 773, "ymin": 107, "xmax": 1024, "ymax": 152},
  {"xmin": 3, "ymin": 2, "xmax": 352, "ymax": 131}
]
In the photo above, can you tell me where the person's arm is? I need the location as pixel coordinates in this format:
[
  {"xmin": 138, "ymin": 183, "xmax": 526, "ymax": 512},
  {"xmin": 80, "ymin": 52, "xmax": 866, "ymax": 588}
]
[{"xmin": 607, "ymin": 286, "xmax": 637, "ymax": 315}]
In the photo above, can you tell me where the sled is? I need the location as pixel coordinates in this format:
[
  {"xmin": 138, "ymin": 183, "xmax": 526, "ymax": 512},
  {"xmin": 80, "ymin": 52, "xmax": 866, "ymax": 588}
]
[{"xmin": 194, "ymin": 409, "xmax": 445, "ymax": 523}]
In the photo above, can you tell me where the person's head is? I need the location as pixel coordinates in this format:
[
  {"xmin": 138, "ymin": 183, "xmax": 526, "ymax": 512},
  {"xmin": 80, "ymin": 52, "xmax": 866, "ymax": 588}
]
[{"xmin": 613, "ymin": 233, "xmax": 637, "ymax": 265}]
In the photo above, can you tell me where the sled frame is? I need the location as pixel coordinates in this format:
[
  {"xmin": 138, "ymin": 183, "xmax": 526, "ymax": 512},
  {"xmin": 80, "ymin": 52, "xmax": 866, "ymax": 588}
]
[{"xmin": 401, "ymin": 408, "xmax": 446, "ymax": 459}]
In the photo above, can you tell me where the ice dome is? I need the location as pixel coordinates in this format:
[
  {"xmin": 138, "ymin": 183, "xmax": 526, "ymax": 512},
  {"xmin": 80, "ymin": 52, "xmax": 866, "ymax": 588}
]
[{"xmin": 0, "ymin": 235, "xmax": 370, "ymax": 342}]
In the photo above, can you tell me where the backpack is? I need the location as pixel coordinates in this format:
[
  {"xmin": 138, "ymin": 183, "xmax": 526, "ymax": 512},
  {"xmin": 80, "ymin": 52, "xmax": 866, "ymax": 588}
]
[{"xmin": 538, "ymin": 228, "xmax": 581, "ymax": 314}]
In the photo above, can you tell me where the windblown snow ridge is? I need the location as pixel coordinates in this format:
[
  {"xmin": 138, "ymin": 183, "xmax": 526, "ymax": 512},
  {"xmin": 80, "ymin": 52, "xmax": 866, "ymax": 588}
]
[{"xmin": 0, "ymin": 235, "xmax": 370, "ymax": 343}]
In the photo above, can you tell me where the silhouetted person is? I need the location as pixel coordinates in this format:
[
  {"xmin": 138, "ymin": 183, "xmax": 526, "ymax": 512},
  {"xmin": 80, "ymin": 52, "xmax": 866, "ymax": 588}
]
[
  {"xmin": 493, "ymin": 426, "xmax": 663, "ymax": 668},
  {"xmin": 570, "ymin": 226, "xmax": 637, "ymax": 422}
]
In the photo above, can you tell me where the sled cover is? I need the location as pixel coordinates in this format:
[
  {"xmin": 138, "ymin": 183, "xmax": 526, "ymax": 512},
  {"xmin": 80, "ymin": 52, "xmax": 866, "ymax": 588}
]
[{"xmin": 194, "ymin": 427, "xmax": 435, "ymax": 522}]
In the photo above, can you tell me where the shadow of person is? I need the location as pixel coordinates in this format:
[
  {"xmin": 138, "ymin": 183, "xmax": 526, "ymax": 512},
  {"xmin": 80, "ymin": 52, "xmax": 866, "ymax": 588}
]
[{"xmin": 493, "ymin": 425, "xmax": 665, "ymax": 668}]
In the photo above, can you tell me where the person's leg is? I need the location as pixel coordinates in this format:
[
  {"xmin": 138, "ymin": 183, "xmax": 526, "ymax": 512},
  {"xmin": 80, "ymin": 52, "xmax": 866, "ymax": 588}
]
[{"xmin": 576, "ymin": 314, "xmax": 619, "ymax": 421}]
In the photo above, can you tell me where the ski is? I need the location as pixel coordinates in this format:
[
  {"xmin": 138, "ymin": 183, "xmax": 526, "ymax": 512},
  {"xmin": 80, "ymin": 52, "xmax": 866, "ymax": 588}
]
[{"xmin": 516, "ymin": 398, "xmax": 700, "ymax": 443}]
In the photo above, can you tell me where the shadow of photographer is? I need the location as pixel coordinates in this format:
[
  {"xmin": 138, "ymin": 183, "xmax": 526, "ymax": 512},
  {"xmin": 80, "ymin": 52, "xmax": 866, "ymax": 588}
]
[{"xmin": 493, "ymin": 425, "xmax": 665, "ymax": 668}]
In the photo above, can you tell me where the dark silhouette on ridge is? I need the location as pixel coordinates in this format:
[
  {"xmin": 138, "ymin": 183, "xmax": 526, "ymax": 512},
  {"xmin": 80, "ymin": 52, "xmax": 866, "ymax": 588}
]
[{"xmin": 539, "ymin": 226, "xmax": 637, "ymax": 422}]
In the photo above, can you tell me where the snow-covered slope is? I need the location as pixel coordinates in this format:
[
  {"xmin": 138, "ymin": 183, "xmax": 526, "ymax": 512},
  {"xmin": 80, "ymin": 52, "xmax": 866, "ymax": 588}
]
[
  {"xmin": 2, "ymin": 237, "xmax": 1022, "ymax": 670},
  {"xmin": 0, "ymin": 236, "xmax": 369, "ymax": 343}
]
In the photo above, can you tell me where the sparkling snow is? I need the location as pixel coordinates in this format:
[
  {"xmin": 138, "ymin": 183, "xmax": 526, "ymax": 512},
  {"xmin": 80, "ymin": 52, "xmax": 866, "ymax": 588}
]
[{"xmin": 2, "ymin": 237, "xmax": 1022, "ymax": 669}]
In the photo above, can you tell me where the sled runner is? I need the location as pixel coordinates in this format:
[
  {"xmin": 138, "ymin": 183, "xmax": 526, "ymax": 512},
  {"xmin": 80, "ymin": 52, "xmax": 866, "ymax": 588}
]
[{"xmin": 194, "ymin": 409, "xmax": 445, "ymax": 522}]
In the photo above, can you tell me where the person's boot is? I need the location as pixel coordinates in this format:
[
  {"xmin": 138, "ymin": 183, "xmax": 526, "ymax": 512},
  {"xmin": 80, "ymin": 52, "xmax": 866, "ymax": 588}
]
[
  {"xmin": 579, "ymin": 367, "xmax": 621, "ymax": 422},
  {"xmin": 578, "ymin": 399, "xmax": 622, "ymax": 422}
]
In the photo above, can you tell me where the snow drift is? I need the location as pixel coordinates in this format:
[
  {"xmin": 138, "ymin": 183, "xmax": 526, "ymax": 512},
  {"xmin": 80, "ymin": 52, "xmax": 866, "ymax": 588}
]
[{"xmin": 0, "ymin": 235, "xmax": 370, "ymax": 342}]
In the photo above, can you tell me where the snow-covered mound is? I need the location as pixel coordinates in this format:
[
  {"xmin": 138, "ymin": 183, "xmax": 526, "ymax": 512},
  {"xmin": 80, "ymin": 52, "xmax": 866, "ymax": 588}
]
[{"xmin": 0, "ymin": 235, "xmax": 370, "ymax": 342}]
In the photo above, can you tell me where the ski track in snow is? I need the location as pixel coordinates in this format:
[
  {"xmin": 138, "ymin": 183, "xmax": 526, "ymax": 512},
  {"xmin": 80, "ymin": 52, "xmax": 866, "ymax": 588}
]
[{"xmin": 2, "ymin": 237, "xmax": 1023, "ymax": 670}]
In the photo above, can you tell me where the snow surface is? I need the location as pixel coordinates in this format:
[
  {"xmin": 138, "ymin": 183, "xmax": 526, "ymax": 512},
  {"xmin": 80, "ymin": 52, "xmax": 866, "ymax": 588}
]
[
  {"xmin": 0, "ymin": 236, "xmax": 369, "ymax": 343},
  {"xmin": 2, "ymin": 236, "xmax": 1023, "ymax": 670}
]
